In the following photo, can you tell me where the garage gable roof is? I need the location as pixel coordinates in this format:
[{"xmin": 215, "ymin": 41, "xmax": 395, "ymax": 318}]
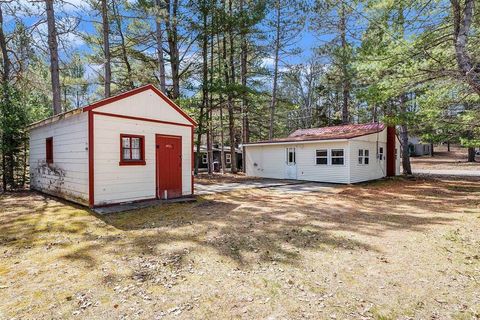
[
  {"xmin": 28, "ymin": 84, "xmax": 196, "ymax": 130},
  {"xmin": 245, "ymin": 123, "xmax": 385, "ymax": 145}
]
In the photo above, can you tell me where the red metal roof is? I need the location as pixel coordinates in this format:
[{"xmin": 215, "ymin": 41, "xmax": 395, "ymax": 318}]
[{"xmin": 247, "ymin": 123, "xmax": 385, "ymax": 144}]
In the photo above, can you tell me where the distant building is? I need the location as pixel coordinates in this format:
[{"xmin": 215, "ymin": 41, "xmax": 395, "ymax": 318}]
[
  {"xmin": 408, "ymin": 136, "xmax": 431, "ymax": 156},
  {"xmin": 195, "ymin": 145, "xmax": 243, "ymax": 171},
  {"xmin": 244, "ymin": 123, "xmax": 400, "ymax": 183}
]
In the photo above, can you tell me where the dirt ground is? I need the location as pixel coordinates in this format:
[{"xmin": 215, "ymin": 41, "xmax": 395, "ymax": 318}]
[
  {"xmin": 195, "ymin": 172, "xmax": 262, "ymax": 185},
  {"xmin": 411, "ymin": 146, "xmax": 480, "ymax": 171},
  {"xmin": 1, "ymin": 177, "xmax": 480, "ymax": 320}
]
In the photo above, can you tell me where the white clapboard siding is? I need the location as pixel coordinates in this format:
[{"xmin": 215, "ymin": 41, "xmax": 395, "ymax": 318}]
[
  {"xmin": 245, "ymin": 145, "xmax": 286, "ymax": 179},
  {"xmin": 95, "ymin": 89, "xmax": 192, "ymax": 126},
  {"xmin": 93, "ymin": 114, "xmax": 192, "ymax": 206},
  {"xmin": 29, "ymin": 112, "xmax": 89, "ymax": 204},
  {"xmin": 245, "ymin": 141, "xmax": 350, "ymax": 183},
  {"xmin": 245, "ymin": 128, "xmax": 401, "ymax": 184}
]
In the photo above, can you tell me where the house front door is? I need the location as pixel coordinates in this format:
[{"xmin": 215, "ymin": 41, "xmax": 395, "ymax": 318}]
[
  {"xmin": 156, "ymin": 135, "xmax": 182, "ymax": 199},
  {"xmin": 285, "ymin": 147, "xmax": 297, "ymax": 179}
]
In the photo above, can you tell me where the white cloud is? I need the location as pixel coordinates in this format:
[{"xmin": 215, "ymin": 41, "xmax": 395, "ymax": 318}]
[{"xmin": 261, "ymin": 57, "xmax": 275, "ymax": 68}]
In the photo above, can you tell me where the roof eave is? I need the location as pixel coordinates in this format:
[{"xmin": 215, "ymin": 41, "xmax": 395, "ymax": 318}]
[
  {"xmin": 26, "ymin": 108, "xmax": 83, "ymax": 131},
  {"xmin": 244, "ymin": 129, "xmax": 386, "ymax": 146},
  {"xmin": 244, "ymin": 138, "xmax": 350, "ymax": 146},
  {"xmin": 26, "ymin": 84, "xmax": 197, "ymax": 130}
]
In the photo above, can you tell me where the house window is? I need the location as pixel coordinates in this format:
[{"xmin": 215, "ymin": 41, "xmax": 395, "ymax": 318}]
[
  {"xmin": 316, "ymin": 149, "xmax": 328, "ymax": 165},
  {"xmin": 395, "ymin": 148, "xmax": 398, "ymax": 158},
  {"xmin": 286, "ymin": 147, "xmax": 296, "ymax": 165},
  {"xmin": 46, "ymin": 137, "xmax": 53, "ymax": 164},
  {"xmin": 358, "ymin": 149, "xmax": 369, "ymax": 165},
  {"xmin": 120, "ymin": 134, "xmax": 145, "ymax": 165},
  {"xmin": 378, "ymin": 147, "xmax": 384, "ymax": 160},
  {"xmin": 226, "ymin": 153, "xmax": 231, "ymax": 164},
  {"xmin": 202, "ymin": 154, "xmax": 208, "ymax": 164},
  {"xmin": 331, "ymin": 149, "xmax": 344, "ymax": 165}
]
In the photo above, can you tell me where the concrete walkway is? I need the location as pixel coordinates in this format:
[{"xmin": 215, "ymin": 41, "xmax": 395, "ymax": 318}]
[
  {"xmin": 195, "ymin": 179, "xmax": 341, "ymax": 195},
  {"xmin": 195, "ymin": 179, "xmax": 301, "ymax": 195},
  {"xmin": 413, "ymin": 169, "xmax": 480, "ymax": 177}
]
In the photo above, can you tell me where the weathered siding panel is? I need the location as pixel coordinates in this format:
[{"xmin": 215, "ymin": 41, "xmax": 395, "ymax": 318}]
[
  {"xmin": 93, "ymin": 114, "xmax": 192, "ymax": 205},
  {"xmin": 95, "ymin": 90, "xmax": 192, "ymax": 126},
  {"xmin": 29, "ymin": 112, "xmax": 89, "ymax": 204}
]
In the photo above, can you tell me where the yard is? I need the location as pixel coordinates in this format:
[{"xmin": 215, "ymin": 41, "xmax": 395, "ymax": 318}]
[
  {"xmin": 1, "ymin": 177, "xmax": 480, "ymax": 319},
  {"xmin": 411, "ymin": 146, "xmax": 480, "ymax": 172}
]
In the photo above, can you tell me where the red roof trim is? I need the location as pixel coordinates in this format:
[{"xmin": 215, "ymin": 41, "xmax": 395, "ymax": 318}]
[{"xmin": 82, "ymin": 84, "xmax": 197, "ymax": 126}]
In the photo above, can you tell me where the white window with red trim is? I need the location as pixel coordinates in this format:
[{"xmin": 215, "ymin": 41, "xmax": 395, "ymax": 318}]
[{"xmin": 120, "ymin": 134, "xmax": 145, "ymax": 165}]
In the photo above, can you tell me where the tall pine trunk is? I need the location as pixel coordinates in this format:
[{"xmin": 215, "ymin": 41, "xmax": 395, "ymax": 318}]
[
  {"xmin": 216, "ymin": 17, "xmax": 226, "ymax": 174},
  {"xmin": 227, "ymin": 0, "xmax": 238, "ymax": 173},
  {"xmin": 112, "ymin": 0, "xmax": 134, "ymax": 89},
  {"xmin": 165, "ymin": 0, "xmax": 180, "ymax": 99},
  {"xmin": 0, "ymin": 3, "xmax": 10, "ymax": 191},
  {"xmin": 340, "ymin": 0, "xmax": 349, "ymax": 124},
  {"xmin": 467, "ymin": 148, "xmax": 476, "ymax": 162},
  {"xmin": 207, "ymin": 18, "xmax": 215, "ymax": 173},
  {"xmin": 45, "ymin": 0, "xmax": 62, "ymax": 114},
  {"xmin": 269, "ymin": 0, "xmax": 281, "ymax": 140},
  {"xmin": 399, "ymin": 95, "xmax": 412, "ymax": 174},
  {"xmin": 155, "ymin": 0, "xmax": 167, "ymax": 93},
  {"xmin": 101, "ymin": 0, "xmax": 111, "ymax": 97},
  {"xmin": 240, "ymin": 0, "xmax": 249, "ymax": 149}
]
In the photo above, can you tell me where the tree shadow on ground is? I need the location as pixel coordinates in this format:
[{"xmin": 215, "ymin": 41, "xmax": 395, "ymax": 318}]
[
  {"xmin": 93, "ymin": 178, "xmax": 466, "ymax": 267},
  {"xmin": 2, "ymin": 177, "xmax": 475, "ymax": 270}
]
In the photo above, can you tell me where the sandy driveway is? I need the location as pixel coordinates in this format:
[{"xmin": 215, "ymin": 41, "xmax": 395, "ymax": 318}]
[{"xmin": 1, "ymin": 177, "xmax": 479, "ymax": 319}]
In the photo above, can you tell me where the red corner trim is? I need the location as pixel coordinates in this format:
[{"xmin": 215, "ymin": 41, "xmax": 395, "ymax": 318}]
[
  {"xmin": 88, "ymin": 111, "xmax": 94, "ymax": 208},
  {"xmin": 191, "ymin": 126, "xmax": 194, "ymax": 195},
  {"xmin": 82, "ymin": 84, "xmax": 197, "ymax": 126}
]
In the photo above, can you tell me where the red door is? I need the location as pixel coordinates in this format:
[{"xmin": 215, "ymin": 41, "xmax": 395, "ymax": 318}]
[{"xmin": 156, "ymin": 135, "xmax": 182, "ymax": 199}]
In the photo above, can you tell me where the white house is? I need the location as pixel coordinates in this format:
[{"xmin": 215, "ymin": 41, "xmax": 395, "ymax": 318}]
[
  {"xmin": 244, "ymin": 123, "xmax": 400, "ymax": 183},
  {"xmin": 28, "ymin": 84, "xmax": 196, "ymax": 208},
  {"xmin": 408, "ymin": 136, "xmax": 431, "ymax": 156}
]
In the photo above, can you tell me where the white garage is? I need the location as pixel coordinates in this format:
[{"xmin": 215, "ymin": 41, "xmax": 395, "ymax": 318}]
[
  {"xmin": 28, "ymin": 84, "xmax": 196, "ymax": 207},
  {"xmin": 244, "ymin": 123, "xmax": 401, "ymax": 184}
]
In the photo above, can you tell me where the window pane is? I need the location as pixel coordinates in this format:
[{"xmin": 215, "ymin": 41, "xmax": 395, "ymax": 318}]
[
  {"xmin": 332, "ymin": 158, "xmax": 344, "ymax": 165},
  {"xmin": 358, "ymin": 157, "xmax": 363, "ymax": 164},
  {"xmin": 365, "ymin": 150, "xmax": 369, "ymax": 157},
  {"xmin": 358, "ymin": 149, "xmax": 363, "ymax": 156},
  {"xmin": 364, "ymin": 157, "xmax": 369, "ymax": 164},
  {"xmin": 122, "ymin": 137, "xmax": 130, "ymax": 148},
  {"xmin": 123, "ymin": 148, "xmax": 131, "ymax": 160},
  {"xmin": 131, "ymin": 148, "xmax": 141, "ymax": 160},
  {"xmin": 379, "ymin": 147, "xmax": 384, "ymax": 153},
  {"xmin": 316, "ymin": 150, "xmax": 327, "ymax": 157},
  {"xmin": 132, "ymin": 138, "xmax": 140, "ymax": 148},
  {"xmin": 316, "ymin": 158, "xmax": 327, "ymax": 165},
  {"xmin": 289, "ymin": 152, "xmax": 294, "ymax": 163},
  {"xmin": 332, "ymin": 149, "xmax": 344, "ymax": 157}
]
